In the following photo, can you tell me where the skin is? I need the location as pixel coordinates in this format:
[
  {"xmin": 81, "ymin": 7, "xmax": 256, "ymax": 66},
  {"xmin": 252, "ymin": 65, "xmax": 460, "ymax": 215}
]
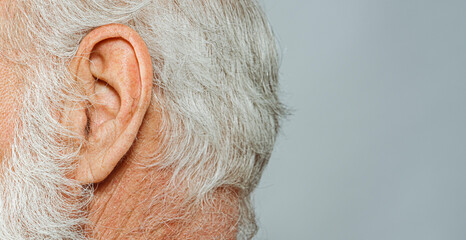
[
  {"xmin": 0, "ymin": 57, "xmax": 18, "ymax": 157},
  {"xmin": 1, "ymin": 14, "xmax": 239, "ymax": 240}
]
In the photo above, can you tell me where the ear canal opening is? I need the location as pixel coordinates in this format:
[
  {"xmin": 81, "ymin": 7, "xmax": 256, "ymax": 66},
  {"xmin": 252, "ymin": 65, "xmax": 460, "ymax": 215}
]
[{"xmin": 84, "ymin": 106, "xmax": 91, "ymax": 138}]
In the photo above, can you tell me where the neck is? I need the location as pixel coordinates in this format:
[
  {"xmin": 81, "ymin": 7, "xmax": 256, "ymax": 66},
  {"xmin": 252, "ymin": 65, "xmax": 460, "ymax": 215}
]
[
  {"xmin": 87, "ymin": 109, "xmax": 239, "ymax": 239},
  {"xmin": 88, "ymin": 154, "xmax": 172, "ymax": 238}
]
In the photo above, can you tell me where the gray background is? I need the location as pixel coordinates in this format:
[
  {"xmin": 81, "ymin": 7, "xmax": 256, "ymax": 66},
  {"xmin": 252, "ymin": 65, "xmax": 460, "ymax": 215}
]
[{"xmin": 254, "ymin": 0, "xmax": 466, "ymax": 239}]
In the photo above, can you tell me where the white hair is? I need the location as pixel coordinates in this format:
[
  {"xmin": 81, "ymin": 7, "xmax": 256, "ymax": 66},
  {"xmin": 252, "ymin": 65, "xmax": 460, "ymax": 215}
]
[{"xmin": 1, "ymin": 0, "xmax": 285, "ymax": 239}]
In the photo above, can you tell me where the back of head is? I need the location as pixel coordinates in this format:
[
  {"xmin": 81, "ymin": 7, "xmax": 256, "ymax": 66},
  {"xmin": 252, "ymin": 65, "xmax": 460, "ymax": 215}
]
[{"xmin": 1, "ymin": 0, "xmax": 285, "ymax": 238}]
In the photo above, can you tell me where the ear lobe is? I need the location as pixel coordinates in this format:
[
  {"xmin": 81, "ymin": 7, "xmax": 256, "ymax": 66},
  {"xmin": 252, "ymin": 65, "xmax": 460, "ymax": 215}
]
[{"xmin": 68, "ymin": 24, "xmax": 153, "ymax": 184}]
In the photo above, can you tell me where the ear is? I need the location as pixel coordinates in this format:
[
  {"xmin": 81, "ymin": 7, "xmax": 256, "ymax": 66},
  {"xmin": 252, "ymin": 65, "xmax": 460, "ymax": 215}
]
[{"xmin": 67, "ymin": 24, "xmax": 153, "ymax": 184}]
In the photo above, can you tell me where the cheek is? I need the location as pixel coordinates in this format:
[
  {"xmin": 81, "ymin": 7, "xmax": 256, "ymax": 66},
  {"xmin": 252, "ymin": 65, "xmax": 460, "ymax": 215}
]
[{"xmin": 0, "ymin": 61, "xmax": 19, "ymax": 153}]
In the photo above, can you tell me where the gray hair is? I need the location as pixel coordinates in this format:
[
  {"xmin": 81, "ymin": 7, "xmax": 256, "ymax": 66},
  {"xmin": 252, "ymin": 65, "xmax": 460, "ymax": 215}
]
[{"xmin": 1, "ymin": 0, "xmax": 285, "ymax": 238}]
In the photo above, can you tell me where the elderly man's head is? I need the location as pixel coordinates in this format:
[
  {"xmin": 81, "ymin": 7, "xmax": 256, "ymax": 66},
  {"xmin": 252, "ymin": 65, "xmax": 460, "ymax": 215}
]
[{"xmin": 0, "ymin": 0, "xmax": 284, "ymax": 239}]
